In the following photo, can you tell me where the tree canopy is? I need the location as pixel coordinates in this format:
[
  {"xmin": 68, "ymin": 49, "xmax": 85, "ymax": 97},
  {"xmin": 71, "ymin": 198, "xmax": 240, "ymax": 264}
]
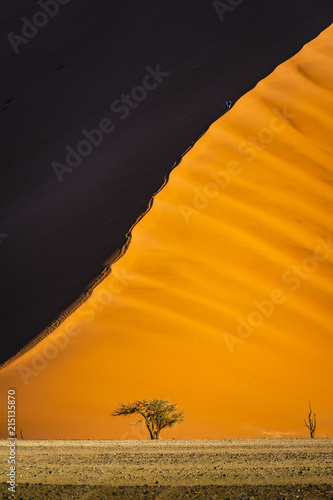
[{"xmin": 112, "ymin": 398, "xmax": 184, "ymax": 439}]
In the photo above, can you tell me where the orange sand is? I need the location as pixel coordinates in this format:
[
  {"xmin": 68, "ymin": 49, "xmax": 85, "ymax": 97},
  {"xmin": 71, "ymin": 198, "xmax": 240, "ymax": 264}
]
[{"xmin": 1, "ymin": 25, "xmax": 333, "ymax": 439}]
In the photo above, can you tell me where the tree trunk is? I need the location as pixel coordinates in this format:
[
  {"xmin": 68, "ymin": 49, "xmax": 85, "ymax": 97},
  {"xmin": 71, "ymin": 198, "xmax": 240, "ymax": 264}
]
[{"xmin": 145, "ymin": 423, "xmax": 154, "ymax": 440}]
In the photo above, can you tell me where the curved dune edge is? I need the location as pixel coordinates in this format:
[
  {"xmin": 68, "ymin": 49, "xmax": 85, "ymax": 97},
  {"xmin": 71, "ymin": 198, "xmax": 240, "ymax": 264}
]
[
  {"xmin": 0, "ymin": 103, "xmax": 224, "ymax": 371},
  {"xmin": 1, "ymin": 25, "xmax": 333, "ymax": 439}
]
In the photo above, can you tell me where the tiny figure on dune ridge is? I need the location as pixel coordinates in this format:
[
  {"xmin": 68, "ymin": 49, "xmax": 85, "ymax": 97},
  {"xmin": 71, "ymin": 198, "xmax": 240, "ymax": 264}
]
[{"xmin": 226, "ymin": 100, "xmax": 232, "ymax": 110}]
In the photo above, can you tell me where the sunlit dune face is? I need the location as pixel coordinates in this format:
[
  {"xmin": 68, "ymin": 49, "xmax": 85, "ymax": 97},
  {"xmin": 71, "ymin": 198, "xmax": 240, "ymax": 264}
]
[{"xmin": 1, "ymin": 26, "xmax": 333, "ymax": 439}]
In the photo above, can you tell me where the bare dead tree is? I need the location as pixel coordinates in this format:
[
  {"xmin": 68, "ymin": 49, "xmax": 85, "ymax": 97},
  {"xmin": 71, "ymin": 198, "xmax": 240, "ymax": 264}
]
[
  {"xmin": 20, "ymin": 428, "xmax": 23, "ymax": 439},
  {"xmin": 304, "ymin": 401, "xmax": 316, "ymax": 438},
  {"xmin": 112, "ymin": 398, "xmax": 184, "ymax": 440}
]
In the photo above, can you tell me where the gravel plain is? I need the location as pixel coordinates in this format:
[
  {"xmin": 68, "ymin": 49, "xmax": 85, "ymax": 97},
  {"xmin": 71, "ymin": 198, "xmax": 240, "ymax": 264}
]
[{"xmin": 1, "ymin": 439, "xmax": 332, "ymax": 499}]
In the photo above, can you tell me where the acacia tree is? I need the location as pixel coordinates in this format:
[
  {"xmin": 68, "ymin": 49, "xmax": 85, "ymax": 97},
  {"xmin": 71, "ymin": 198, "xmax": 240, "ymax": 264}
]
[
  {"xmin": 112, "ymin": 398, "xmax": 184, "ymax": 440},
  {"xmin": 304, "ymin": 401, "xmax": 317, "ymax": 438}
]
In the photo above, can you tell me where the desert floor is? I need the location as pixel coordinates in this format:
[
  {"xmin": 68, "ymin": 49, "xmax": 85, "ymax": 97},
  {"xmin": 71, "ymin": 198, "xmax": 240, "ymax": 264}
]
[{"xmin": 1, "ymin": 439, "xmax": 333, "ymax": 499}]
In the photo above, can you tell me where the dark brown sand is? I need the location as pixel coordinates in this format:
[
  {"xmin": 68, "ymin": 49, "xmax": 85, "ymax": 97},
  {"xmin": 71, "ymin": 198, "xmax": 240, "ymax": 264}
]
[
  {"xmin": 1, "ymin": 1, "xmax": 333, "ymax": 364},
  {"xmin": 1, "ymin": 439, "xmax": 332, "ymax": 499}
]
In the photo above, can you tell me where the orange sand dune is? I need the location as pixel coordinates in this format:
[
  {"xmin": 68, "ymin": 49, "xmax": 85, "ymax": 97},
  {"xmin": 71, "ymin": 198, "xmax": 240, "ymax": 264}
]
[{"xmin": 1, "ymin": 26, "xmax": 333, "ymax": 439}]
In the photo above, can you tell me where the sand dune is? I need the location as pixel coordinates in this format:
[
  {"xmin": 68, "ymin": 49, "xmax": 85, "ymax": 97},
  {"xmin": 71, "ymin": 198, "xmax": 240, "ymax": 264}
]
[
  {"xmin": 2, "ymin": 0, "xmax": 333, "ymax": 364},
  {"xmin": 1, "ymin": 25, "xmax": 333, "ymax": 439}
]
